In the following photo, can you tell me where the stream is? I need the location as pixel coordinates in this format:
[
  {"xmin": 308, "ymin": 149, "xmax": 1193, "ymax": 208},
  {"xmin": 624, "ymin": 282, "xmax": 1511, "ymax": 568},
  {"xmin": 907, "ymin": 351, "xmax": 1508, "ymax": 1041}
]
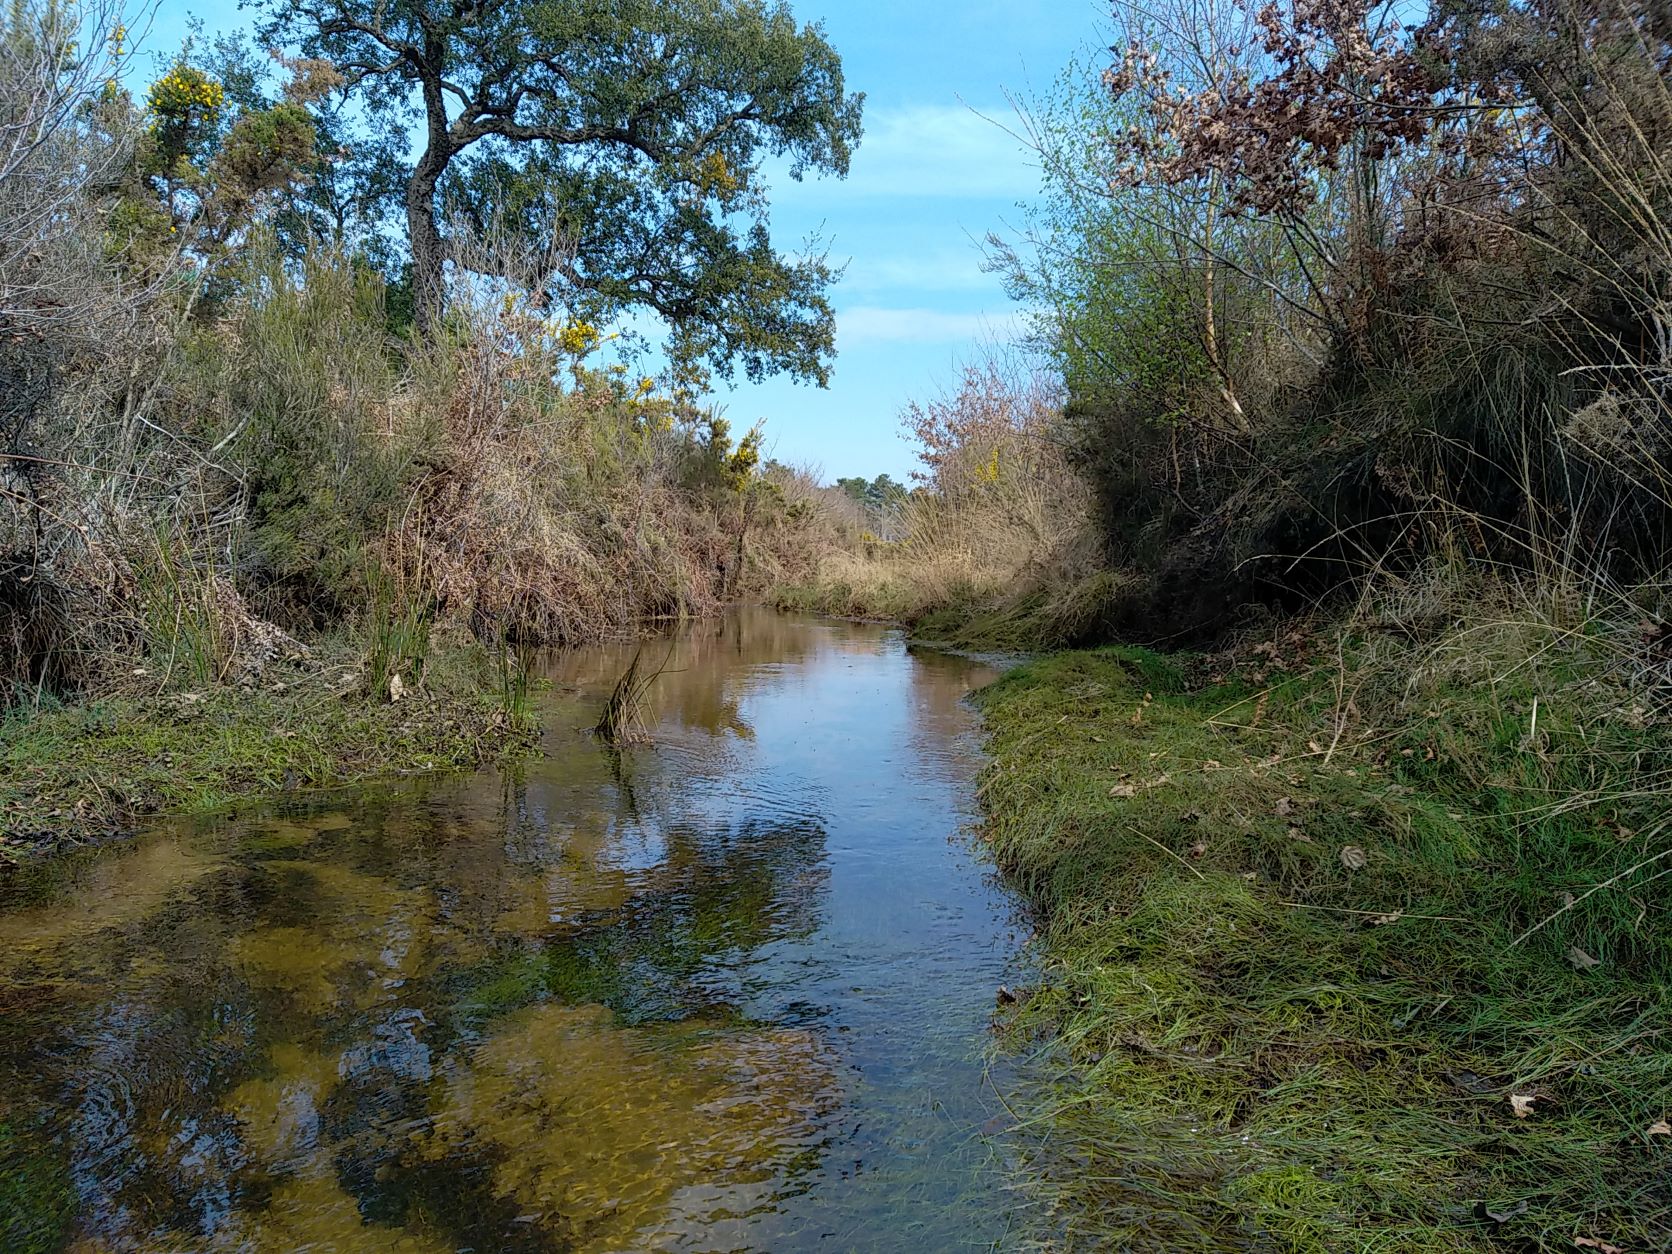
[{"xmin": 0, "ymin": 611, "xmax": 1031, "ymax": 1252}]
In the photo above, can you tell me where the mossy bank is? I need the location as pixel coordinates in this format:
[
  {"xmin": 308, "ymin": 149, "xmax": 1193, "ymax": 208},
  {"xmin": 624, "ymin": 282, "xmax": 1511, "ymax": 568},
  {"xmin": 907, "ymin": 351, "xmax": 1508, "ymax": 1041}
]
[
  {"xmin": 0, "ymin": 644, "xmax": 537, "ymax": 863},
  {"xmin": 977, "ymin": 614, "xmax": 1671, "ymax": 1251}
]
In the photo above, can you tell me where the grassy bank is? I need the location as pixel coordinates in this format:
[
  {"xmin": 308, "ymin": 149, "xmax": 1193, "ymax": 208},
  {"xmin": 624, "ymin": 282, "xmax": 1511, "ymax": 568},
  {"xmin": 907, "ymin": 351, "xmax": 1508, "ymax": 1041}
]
[
  {"xmin": 978, "ymin": 593, "xmax": 1671, "ymax": 1251},
  {"xmin": 0, "ymin": 642, "xmax": 537, "ymax": 862}
]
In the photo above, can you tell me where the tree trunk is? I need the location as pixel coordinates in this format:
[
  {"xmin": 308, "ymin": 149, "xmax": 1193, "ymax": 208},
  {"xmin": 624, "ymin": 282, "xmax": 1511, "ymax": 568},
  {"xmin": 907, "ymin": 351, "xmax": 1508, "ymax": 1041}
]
[{"xmin": 407, "ymin": 149, "xmax": 448, "ymax": 337}]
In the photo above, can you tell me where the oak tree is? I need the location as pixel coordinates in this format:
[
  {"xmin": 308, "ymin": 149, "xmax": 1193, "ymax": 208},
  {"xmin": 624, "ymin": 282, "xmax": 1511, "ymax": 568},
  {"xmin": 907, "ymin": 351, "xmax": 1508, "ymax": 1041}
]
[{"xmin": 257, "ymin": 0, "xmax": 863, "ymax": 382}]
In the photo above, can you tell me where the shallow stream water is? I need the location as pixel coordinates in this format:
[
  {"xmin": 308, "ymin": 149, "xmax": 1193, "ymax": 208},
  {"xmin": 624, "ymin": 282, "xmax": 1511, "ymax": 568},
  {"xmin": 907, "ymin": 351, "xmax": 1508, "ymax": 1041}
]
[{"xmin": 0, "ymin": 611, "xmax": 1029, "ymax": 1252}]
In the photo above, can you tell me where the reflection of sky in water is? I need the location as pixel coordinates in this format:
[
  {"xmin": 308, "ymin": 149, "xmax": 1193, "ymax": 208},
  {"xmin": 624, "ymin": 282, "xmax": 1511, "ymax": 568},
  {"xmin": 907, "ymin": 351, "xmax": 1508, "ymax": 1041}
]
[{"xmin": 0, "ymin": 612, "xmax": 1028, "ymax": 1252}]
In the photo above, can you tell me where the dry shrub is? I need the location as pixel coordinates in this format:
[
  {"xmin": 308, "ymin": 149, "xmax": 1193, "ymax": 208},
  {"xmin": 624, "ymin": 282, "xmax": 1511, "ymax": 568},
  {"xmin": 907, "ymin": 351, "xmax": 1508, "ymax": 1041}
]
[
  {"xmin": 373, "ymin": 218, "xmax": 752, "ymax": 645},
  {"xmin": 791, "ymin": 358, "xmax": 1122, "ymax": 645}
]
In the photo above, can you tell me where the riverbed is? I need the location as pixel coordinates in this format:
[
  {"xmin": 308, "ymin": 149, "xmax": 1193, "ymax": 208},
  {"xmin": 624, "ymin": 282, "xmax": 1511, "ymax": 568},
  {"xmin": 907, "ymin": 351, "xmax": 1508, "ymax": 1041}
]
[{"xmin": 0, "ymin": 611, "xmax": 1029, "ymax": 1252}]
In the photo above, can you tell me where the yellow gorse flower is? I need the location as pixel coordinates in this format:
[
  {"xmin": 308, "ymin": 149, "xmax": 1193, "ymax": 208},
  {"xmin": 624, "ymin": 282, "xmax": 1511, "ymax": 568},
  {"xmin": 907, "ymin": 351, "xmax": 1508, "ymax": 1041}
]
[{"xmin": 148, "ymin": 66, "xmax": 225, "ymax": 117}]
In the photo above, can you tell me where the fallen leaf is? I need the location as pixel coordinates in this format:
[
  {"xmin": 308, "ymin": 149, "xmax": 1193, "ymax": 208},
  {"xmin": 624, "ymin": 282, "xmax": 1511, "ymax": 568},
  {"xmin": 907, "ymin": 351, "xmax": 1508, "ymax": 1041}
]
[
  {"xmin": 1647, "ymin": 1119, "xmax": 1671, "ymax": 1137},
  {"xmin": 1340, "ymin": 846, "xmax": 1368, "ymax": 871},
  {"xmin": 1275, "ymin": 797, "xmax": 1295, "ymax": 818},
  {"xmin": 1509, "ymin": 1093, "xmax": 1537, "ymax": 1119},
  {"xmin": 1188, "ymin": 841, "xmax": 1208, "ymax": 858},
  {"xmin": 1369, "ymin": 912, "xmax": 1403, "ymax": 926},
  {"xmin": 1476, "ymin": 1199, "xmax": 1529, "ymax": 1224},
  {"xmin": 1109, "ymin": 784, "xmax": 1137, "ymax": 799},
  {"xmin": 1566, "ymin": 946, "xmax": 1601, "ymax": 971},
  {"xmin": 389, "ymin": 672, "xmax": 406, "ymax": 703},
  {"xmin": 1574, "ymin": 1238, "xmax": 1623, "ymax": 1253}
]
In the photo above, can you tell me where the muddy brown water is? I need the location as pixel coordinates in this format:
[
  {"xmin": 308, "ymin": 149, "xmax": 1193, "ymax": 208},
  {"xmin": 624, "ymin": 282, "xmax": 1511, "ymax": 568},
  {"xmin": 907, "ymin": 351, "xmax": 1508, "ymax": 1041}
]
[{"xmin": 0, "ymin": 611, "xmax": 1034, "ymax": 1252}]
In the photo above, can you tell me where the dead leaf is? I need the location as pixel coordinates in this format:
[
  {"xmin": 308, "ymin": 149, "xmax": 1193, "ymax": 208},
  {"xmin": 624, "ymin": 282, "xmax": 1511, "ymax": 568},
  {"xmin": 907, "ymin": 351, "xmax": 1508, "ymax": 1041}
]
[
  {"xmin": 1275, "ymin": 797, "xmax": 1295, "ymax": 818},
  {"xmin": 1476, "ymin": 1199, "xmax": 1529, "ymax": 1224},
  {"xmin": 1647, "ymin": 1119, "xmax": 1671, "ymax": 1137},
  {"xmin": 389, "ymin": 672, "xmax": 406, "ymax": 703},
  {"xmin": 1369, "ymin": 912, "xmax": 1403, "ymax": 926},
  {"xmin": 1574, "ymin": 1238, "xmax": 1623, "ymax": 1253},
  {"xmin": 1509, "ymin": 1093, "xmax": 1537, "ymax": 1119},
  {"xmin": 1566, "ymin": 946, "xmax": 1601, "ymax": 971},
  {"xmin": 1340, "ymin": 846, "xmax": 1368, "ymax": 871},
  {"xmin": 1109, "ymin": 784, "xmax": 1137, "ymax": 799},
  {"xmin": 1188, "ymin": 841, "xmax": 1208, "ymax": 859}
]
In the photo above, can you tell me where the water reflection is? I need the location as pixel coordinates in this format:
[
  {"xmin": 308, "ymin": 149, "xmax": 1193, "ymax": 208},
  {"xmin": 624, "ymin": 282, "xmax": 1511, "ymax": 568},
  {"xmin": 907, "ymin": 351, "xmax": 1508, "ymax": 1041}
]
[{"xmin": 0, "ymin": 611, "xmax": 1024, "ymax": 1252}]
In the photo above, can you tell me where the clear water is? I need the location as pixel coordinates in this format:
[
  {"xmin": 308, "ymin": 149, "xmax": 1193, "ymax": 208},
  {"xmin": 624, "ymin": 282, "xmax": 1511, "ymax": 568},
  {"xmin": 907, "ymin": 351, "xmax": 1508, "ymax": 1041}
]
[{"xmin": 0, "ymin": 611, "xmax": 1031, "ymax": 1252}]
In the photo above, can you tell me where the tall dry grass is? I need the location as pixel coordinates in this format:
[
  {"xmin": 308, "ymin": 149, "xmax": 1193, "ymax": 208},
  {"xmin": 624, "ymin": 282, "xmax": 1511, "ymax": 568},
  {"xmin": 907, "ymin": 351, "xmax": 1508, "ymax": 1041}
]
[{"xmin": 779, "ymin": 359, "xmax": 1129, "ymax": 646}]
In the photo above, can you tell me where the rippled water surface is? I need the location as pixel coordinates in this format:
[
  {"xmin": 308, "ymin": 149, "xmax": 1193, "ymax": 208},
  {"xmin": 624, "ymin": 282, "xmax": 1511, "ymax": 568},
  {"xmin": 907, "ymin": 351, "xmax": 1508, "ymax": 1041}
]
[{"xmin": 0, "ymin": 612, "xmax": 1029, "ymax": 1252}]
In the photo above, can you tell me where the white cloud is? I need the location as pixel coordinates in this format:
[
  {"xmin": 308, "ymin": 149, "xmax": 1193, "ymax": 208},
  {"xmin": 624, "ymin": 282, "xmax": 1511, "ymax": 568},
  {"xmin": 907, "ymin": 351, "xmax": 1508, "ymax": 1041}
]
[
  {"xmin": 839, "ymin": 305, "xmax": 1029, "ymax": 347},
  {"xmin": 842, "ymin": 248, "xmax": 1002, "ymax": 295},
  {"xmin": 780, "ymin": 102, "xmax": 1039, "ymax": 203}
]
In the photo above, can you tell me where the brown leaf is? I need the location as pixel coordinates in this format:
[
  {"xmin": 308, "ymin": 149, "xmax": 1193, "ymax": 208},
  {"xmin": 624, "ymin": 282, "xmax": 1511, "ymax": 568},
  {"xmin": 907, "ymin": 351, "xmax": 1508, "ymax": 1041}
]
[
  {"xmin": 1188, "ymin": 841, "xmax": 1208, "ymax": 858},
  {"xmin": 1509, "ymin": 1093, "xmax": 1537, "ymax": 1119},
  {"xmin": 1574, "ymin": 1238, "xmax": 1623, "ymax": 1253},
  {"xmin": 1647, "ymin": 1119, "xmax": 1671, "ymax": 1137},
  {"xmin": 1566, "ymin": 946, "xmax": 1601, "ymax": 971},
  {"xmin": 1340, "ymin": 845, "xmax": 1368, "ymax": 871},
  {"xmin": 1109, "ymin": 784, "xmax": 1138, "ymax": 799},
  {"xmin": 1275, "ymin": 796, "xmax": 1295, "ymax": 818},
  {"xmin": 1369, "ymin": 912, "xmax": 1403, "ymax": 926}
]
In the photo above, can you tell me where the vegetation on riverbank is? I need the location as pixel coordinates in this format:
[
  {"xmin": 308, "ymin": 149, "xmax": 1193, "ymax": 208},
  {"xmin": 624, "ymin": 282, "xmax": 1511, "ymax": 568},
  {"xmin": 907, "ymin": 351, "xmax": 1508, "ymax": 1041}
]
[
  {"xmin": 0, "ymin": 640, "xmax": 539, "ymax": 861},
  {"xmin": 980, "ymin": 585, "xmax": 1671, "ymax": 1250},
  {"xmin": 770, "ymin": 0, "xmax": 1672, "ymax": 1243},
  {"xmin": 1, "ymin": 2, "xmax": 866, "ymax": 854}
]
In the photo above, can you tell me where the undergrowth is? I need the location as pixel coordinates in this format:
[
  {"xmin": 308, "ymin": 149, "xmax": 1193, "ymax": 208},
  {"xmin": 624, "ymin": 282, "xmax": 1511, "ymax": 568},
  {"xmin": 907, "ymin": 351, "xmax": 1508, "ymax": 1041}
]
[{"xmin": 979, "ymin": 586, "xmax": 1672, "ymax": 1251}]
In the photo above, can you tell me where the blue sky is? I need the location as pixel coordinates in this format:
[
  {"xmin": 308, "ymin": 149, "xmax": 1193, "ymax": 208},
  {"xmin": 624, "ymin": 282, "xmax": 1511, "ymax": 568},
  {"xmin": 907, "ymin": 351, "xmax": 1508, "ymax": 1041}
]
[{"xmin": 139, "ymin": 1, "xmax": 1111, "ymax": 481}]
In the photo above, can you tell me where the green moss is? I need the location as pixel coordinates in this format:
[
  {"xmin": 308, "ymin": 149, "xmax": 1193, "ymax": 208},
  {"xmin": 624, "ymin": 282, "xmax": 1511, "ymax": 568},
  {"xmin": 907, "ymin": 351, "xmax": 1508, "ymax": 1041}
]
[
  {"xmin": 0, "ymin": 1124, "xmax": 74, "ymax": 1254},
  {"xmin": 980, "ymin": 635, "xmax": 1672, "ymax": 1251}
]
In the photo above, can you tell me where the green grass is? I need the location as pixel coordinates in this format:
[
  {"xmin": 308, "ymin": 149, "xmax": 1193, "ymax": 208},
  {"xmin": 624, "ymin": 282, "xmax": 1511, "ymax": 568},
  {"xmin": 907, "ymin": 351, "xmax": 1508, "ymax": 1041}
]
[
  {"xmin": 0, "ymin": 643, "xmax": 538, "ymax": 859},
  {"xmin": 979, "ymin": 637, "xmax": 1672, "ymax": 1251}
]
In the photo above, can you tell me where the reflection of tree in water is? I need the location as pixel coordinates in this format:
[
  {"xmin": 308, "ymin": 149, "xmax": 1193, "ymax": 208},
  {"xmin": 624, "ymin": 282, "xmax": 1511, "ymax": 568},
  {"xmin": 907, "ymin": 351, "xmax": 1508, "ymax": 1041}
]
[
  {"xmin": 0, "ymin": 612, "xmax": 1008, "ymax": 1253},
  {"xmin": 545, "ymin": 608, "xmax": 886, "ymax": 743},
  {"xmin": 459, "ymin": 815, "xmax": 830, "ymax": 1026},
  {"xmin": 0, "ymin": 796, "xmax": 836, "ymax": 1251}
]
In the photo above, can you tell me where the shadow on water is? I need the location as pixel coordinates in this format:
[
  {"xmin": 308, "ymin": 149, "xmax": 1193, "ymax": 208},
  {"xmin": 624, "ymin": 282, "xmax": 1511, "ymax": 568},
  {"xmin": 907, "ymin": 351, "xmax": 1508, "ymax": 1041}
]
[{"xmin": 0, "ymin": 610, "xmax": 1033, "ymax": 1252}]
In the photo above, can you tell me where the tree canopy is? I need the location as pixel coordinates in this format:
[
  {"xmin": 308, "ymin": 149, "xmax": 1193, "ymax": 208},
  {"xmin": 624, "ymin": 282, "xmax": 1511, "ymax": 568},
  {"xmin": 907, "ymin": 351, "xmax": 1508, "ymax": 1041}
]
[{"xmin": 257, "ymin": 0, "xmax": 863, "ymax": 382}]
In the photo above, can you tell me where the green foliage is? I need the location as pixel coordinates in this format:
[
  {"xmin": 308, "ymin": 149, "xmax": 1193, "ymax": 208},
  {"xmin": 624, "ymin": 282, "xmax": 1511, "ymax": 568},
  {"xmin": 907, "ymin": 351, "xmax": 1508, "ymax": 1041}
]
[
  {"xmin": 118, "ymin": 47, "xmax": 322, "ymax": 266},
  {"xmin": 258, "ymin": 0, "xmax": 864, "ymax": 379},
  {"xmin": 173, "ymin": 242, "xmax": 408, "ymax": 623},
  {"xmin": 835, "ymin": 474, "xmax": 907, "ymax": 511}
]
